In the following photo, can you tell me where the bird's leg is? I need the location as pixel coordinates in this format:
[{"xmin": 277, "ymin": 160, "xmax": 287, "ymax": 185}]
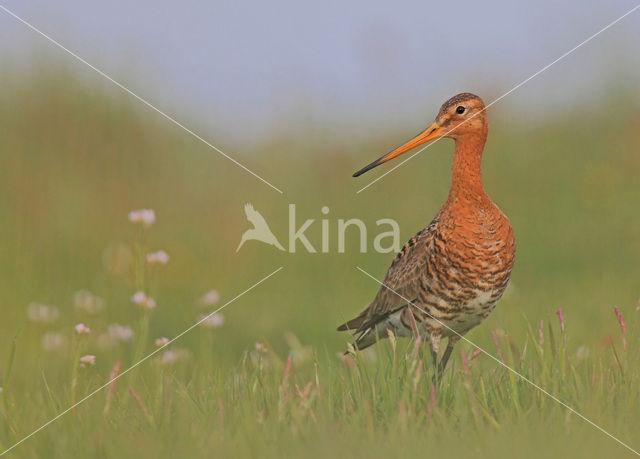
[{"xmin": 438, "ymin": 335, "xmax": 461, "ymax": 379}]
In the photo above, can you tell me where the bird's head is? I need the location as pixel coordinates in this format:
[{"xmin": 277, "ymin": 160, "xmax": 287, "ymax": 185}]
[{"xmin": 353, "ymin": 93, "xmax": 487, "ymax": 177}]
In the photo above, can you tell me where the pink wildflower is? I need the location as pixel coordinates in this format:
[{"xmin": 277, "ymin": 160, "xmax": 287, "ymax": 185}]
[
  {"xmin": 556, "ymin": 308, "xmax": 565, "ymax": 333},
  {"xmin": 613, "ymin": 306, "xmax": 627, "ymax": 351}
]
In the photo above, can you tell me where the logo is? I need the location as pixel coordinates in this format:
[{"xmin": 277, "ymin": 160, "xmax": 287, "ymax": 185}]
[
  {"xmin": 236, "ymin": 203, "xmax": 286, "ymax": 252},
  {"xmin": 236, "ymin": 204, "xmax": 400, "ymax": 254}
]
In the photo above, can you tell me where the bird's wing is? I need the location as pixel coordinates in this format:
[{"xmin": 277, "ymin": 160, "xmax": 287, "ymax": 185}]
[
  {"xmin": 338, "ymin": 217, "xmax": 439, "ymax": 332},
  {"xmin": 244, "ymin": 203, "xmax": 268, "ymax": 228}
]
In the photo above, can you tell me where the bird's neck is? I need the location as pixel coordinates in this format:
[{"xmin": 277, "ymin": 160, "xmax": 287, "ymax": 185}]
[{"xmin": 446, "ymin": 131, "xmax": 488, "ymax": 206}]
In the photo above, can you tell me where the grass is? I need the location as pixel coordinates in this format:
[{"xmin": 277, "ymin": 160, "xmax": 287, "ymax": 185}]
[{"xmin": 1, "ymin": 65, "xmax": 640, "ymax": 458}]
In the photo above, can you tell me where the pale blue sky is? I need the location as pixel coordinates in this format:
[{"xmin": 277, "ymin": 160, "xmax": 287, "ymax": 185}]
[{"xmin": 1, "ymin": 1, "xmax": 639, "ymax": 142}]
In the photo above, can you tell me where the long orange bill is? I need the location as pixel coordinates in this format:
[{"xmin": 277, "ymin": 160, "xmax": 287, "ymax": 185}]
[{"xmin": 352, "ymin": 121, "xmax": 444, "ymax": 177}]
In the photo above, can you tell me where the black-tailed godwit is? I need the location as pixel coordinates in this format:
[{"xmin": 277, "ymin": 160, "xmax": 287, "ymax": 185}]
[{"xmin": 338, "ymin": 93, "xmax": 516, "ymax": 377}]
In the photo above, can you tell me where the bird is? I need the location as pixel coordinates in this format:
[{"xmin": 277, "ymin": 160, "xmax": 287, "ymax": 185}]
[
  {"xmin": 338, "ymin": 93, "xmax": 516, "ymax": 378},
  {"xmin": 236, "ymin": 203, "xmax": 285, "ymax": 252}
]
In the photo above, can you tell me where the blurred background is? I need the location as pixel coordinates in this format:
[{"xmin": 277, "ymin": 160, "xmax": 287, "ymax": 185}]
[
  {"xmin": 1, "ymin": 0, "xmax": 640, "ymax": 375},
  {"xmin": 2, "ymin": 0, "xmax": 640, "ymax": 141}
]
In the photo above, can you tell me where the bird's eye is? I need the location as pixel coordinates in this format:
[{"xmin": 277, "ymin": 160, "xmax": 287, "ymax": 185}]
[{"xmin": 456, "ymin": 106, "xmax": 465, "ymax": 114}]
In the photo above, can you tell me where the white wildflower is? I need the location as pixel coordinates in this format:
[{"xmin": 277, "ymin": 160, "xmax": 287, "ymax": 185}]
[
  {"xmin": 154, "ymin": 348, "xmax": 190, "ymax": 366},
  {"xmin": 79, "ymin": 355, "xmax": 96, "ymax": 367},
  {"xmin": 146, "ymin": 250, "xmax": 169, "ymax": 266},
  {"xmin": 73, "ymin": 290, "xmax": 105, "ymax": 314},
  {"xmin": 107, "ymin": 323, "xmax": 134, "ymax": 342},
  {"xmin": 130, "ymin": 291, "xmax": 156, "ymax": 310},
  {"xmin": 97, "ymin": 324, "xmax": 134, "ymax": 350},
  {"xmin": 41, "ymin": 332, "xmax": 68, "ymax": 351},
  {"xmin": 155, "ymin": 337, "xmax": 170, "ymax": 347},
  {"xmin": 75, "ymin": 323, "xmax": 91, "ymax": 335},
  {"xmin": 26, "ymin": 302, "xmax": 59, "ymax": 324},
  {"xmin": 131, "ymin": 291, "xmax": 146, "ymax": 305},
  {"xmin": 198, "ymin": 313, "xmax": 224, "ymax": 329},
  {"xmin": 198, "ymin": 290, "xmax": 220, "ymax": 307},
  {"xmin": 128, "ymin": 208, "xmax": 156, "ymax": 228}
]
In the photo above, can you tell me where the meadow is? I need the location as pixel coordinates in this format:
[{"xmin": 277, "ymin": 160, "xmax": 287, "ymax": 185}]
[{"xmin": 1, "ymin": 66, "xmax": 640, "ymax": 458}]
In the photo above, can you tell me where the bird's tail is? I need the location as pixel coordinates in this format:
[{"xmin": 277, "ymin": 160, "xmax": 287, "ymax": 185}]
[
  {"xmin": 338, "ymin": 305, "xmax": 406, "ymax": 353},
  {"xmin": 337, "ymin": 311, "xmax": 368, "ymax": 332},
  {"xmin": 352, "ymin": 327, "xmax": 381, "ymax": 351},
  {"xmin": 338, "ymin": 313, "xmax": 386, "ymax": 352}
]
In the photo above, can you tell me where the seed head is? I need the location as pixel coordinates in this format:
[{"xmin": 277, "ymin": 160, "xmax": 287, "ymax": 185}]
[
  {"xmin": 613, "ymin": 306, "xmax": 627, "ymax": 350},
  {"xmin": 556, "ymin": 308, "xmax": 565, "ymax": 333}
]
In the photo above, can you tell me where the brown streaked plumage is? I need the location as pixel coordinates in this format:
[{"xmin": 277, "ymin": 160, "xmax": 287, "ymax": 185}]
[{"xmin": 339, "ymin": 93, "xmax": 515, "ymax": 377}]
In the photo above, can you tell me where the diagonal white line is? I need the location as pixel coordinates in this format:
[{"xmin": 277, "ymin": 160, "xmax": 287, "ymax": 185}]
[
  {"xmin": 0, "ymin": 4, "xmax": 284, "ymax": 195},
  {"xmin": 0, "ymin": 266, "xmax": 284, "ymax": 456},
  {"xmin": 355, "ymin": 266, "xmax": 640, "ymax": 456},
  {"xmin": 357, "ymin": 3, "xmax": 640, "ymax": 193}
]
